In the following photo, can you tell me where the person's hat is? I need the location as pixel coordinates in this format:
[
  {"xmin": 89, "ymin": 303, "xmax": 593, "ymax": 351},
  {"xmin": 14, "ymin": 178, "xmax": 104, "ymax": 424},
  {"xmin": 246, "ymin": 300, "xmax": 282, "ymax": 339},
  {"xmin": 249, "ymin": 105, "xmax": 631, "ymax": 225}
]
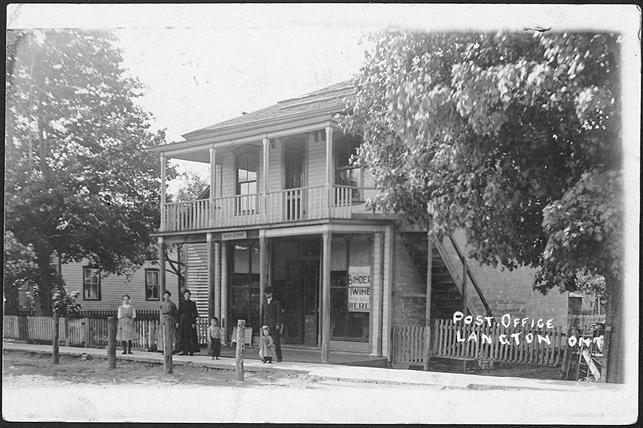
[
  {"xmin": 183, "ymin": 289, "xmax": 191, "ymax": 295},
  {"xmin": 163, "ymin": 291, "xmax": 171, "ymax": 296}
]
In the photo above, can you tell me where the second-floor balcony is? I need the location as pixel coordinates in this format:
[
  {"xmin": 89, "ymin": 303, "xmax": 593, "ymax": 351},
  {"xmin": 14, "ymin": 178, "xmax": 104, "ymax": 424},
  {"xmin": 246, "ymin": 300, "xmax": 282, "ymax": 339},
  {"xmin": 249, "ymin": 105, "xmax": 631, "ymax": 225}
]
[{"xmin": 162, "ymin": 185, "xmax": 381, "ymax": 232}]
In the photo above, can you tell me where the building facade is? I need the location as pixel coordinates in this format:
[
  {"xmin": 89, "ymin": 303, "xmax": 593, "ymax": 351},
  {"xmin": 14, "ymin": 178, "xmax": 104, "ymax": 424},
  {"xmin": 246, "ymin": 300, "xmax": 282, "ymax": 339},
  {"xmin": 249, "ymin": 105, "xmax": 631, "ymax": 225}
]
[{"xmin": 152, "ymin": 81, "xmax": 568, "ymax": 362}]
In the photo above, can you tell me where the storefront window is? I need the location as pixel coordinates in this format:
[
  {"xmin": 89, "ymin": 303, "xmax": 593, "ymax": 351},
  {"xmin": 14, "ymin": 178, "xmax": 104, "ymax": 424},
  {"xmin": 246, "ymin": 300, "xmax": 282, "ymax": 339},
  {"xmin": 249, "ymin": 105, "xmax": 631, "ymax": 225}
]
[{"xmin": 330, "ymin": 234, "xmax": 371, "ymax": 341}]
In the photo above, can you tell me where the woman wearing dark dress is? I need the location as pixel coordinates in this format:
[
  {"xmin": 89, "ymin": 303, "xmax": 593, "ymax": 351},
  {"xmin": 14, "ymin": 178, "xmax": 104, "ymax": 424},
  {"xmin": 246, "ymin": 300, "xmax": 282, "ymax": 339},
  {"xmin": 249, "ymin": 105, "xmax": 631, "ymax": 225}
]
[{"xmin": 177, "ymin": 290, "xmax": 199, "ymax": 355}]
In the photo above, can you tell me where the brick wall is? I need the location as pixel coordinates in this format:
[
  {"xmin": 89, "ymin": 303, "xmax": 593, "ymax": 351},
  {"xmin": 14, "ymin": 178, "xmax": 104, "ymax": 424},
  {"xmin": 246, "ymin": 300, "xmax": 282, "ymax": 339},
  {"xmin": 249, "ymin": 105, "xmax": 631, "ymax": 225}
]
[{"xmin": 451, "ymin": 230, "xmax": 569, "ymax": 327}]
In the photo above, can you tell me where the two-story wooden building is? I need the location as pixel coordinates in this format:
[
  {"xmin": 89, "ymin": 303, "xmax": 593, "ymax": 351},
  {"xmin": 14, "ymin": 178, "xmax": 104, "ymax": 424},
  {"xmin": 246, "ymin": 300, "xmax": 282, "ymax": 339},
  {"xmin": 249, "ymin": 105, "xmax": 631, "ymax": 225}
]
[{"xmin": 152, "ymin": 81, "xmax": 569, "ymax": 363}]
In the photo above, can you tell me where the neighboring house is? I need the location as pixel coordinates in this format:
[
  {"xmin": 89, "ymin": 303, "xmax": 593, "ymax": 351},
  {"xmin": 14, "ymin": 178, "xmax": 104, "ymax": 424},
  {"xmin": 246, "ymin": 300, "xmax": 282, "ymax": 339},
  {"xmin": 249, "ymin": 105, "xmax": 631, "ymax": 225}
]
[
  {"xmin": 18, "ymin": 257, "xmax": 179, "ymax": 313},
  {"xmin": 151, "ymin": 81, "xmax": 568, "ymax": 360}
]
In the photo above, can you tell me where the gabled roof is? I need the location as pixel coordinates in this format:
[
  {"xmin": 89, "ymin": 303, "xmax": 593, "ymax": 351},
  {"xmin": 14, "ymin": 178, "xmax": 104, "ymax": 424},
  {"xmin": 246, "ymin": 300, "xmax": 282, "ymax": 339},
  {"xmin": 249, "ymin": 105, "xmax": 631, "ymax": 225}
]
[{"xmin": 182, "ymin": 80, "xmax": 355, "ymax": 139}]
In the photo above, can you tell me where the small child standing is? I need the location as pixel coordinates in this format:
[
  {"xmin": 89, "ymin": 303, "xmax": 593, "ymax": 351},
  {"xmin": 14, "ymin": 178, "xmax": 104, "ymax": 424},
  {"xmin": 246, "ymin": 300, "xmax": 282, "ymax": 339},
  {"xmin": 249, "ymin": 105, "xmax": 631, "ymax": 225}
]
[
  {"xmin": 259, "ymin": 325, "xmax": 274, "ymax": 364},
  {"xmin": 207, "ymin": 317, "xmax": 222, "ymax": 360}
]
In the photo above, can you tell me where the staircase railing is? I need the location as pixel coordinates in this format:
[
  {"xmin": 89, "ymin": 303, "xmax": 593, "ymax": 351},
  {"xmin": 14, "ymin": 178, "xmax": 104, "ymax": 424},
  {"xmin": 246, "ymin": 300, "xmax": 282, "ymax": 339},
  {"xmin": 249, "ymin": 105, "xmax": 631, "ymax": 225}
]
[{"xmin": 444, "ymin": 234, "xmax": 493, "ymax": 318}]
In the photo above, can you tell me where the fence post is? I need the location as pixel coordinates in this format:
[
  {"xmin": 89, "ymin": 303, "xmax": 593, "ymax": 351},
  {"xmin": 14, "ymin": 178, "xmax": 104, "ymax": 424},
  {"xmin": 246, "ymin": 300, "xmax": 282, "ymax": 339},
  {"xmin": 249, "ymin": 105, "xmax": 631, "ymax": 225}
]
[
  {"xmin": 235, "ymin": 319, "xmax": 245, "ymax": 381},
  {"xmin": 108, "ymin": 317, "xmax": 117, "ymax": 369},
  {"xmin": 163, "ymin": 320, "xmax": 173, "ymax": 374},
  {"xmin": 64, "ymin": 317, "xmax": 70, "ymax": 347},
  {"xmin": 52, "ymin": 314, "xmax": 60, "ymax": 364},
  {"xmin": 423, "ymin": 325, "xmax": 432, "ymax": 371},
  {"xmin": 82, "ymin": 318, "xmax": 89, "ymax": 347}
]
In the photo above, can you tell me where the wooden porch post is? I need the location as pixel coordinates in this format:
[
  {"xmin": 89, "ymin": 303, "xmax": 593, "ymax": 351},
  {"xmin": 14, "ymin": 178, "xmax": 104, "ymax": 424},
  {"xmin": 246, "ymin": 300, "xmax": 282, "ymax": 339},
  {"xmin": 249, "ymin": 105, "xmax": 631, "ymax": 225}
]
[
  {"xmin": 262, "ymin": 136, "xmax": 270, "ymax": 220},
  {"xmin": 158, "ymin": 236, "xmax": 166, "ymax": 297},
  {"xmin": 207, "ymin": 233, "xmax": 215, "ymax": 319},
  {"xmin": 221, "ymin": 242, "xmax": 228, "ymax": 340},
  {"xmin": 321, "ymin": 230, "xmax": 332, "ymax": 363},
  {"xmin": 209, "ymin": 146, "xmax": 216, "ymax": 227},
  {"xmin": 214, "ymin": 241, "xmax": 221, "ymax": 320},
  {"xmin": 259, "ymin": 232, "xmax": 267, "ymax": 327},
  {"xmin": 160, "ymin": 153, "xmax": 166, "ymax": 231},
  {"xmin": 325, "ymin": 126, "xmax": 333, "ymax": 217},
  {"xmin": 424, "ymin": 234, "xmax": 433, "ymax": 371}
]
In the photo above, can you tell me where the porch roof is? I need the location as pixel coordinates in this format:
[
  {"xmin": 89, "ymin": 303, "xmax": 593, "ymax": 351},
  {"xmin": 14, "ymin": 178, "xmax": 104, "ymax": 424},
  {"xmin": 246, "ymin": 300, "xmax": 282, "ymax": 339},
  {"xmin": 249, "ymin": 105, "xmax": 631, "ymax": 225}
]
[{"xmin": 151, "ymin": 80, "xmax": 355, "ymax": 154}]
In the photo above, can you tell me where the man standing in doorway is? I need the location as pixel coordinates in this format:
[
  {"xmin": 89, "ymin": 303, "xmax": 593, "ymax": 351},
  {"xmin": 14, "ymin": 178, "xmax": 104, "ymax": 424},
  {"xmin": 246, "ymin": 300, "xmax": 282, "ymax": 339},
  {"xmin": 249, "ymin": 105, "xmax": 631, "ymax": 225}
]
[{"xmin": 262, "ymin": 287, "xmax": 284, "ymax": 362}]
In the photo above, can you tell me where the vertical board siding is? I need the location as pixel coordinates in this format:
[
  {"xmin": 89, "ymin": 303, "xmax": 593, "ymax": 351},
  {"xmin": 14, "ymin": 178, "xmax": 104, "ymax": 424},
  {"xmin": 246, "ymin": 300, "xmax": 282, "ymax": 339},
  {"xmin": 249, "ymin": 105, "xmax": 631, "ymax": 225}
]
[{"xmin": 186, "ymin": 243, "xmax": 210, "ymax": 318}]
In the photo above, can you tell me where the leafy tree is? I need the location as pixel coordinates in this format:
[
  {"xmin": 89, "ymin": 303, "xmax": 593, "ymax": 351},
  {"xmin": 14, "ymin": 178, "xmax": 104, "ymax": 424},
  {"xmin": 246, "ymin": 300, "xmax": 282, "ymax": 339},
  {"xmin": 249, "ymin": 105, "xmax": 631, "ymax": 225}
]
[
  {"xmin": 163, "ymin": 171, "xmax": 209, "ymax": 291},
  {"xmin": 5, "ymin": 29, "xmax": 175, "ymax": 315},
  {"xmin": 343, "ymin": 31, "xmax": 623, "ymax": 381}
]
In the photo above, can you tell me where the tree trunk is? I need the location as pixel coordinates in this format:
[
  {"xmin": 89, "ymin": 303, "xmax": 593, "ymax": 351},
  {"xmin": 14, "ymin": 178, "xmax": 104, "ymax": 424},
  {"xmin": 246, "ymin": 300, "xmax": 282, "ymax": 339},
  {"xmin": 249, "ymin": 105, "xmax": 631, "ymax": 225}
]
[
  {"xmin": 604, "ymin": 275, "xmax": 623, "ymax": 383},
  {"xmin": 35, "ymin": 247, "xmax": 53, "ymax": 316}
]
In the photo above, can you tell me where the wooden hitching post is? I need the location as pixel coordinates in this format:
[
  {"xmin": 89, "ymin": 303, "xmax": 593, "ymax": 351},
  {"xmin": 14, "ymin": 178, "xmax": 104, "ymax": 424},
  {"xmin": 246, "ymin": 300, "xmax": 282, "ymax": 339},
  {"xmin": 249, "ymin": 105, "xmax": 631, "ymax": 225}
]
[
  {"xmin": 52, "ymin": 314, "xmax": 60, "ymax": 364},
  {"xmin": 107, "ymin": 316, "xmax": 117, "ymax": 369},
  {"xmin": 163, "ymin": 320, "xmax": 173, "ymax": 374},
  {"xmin": 235, "ymin": 319, "xmax": 245, "ymax": 381}
]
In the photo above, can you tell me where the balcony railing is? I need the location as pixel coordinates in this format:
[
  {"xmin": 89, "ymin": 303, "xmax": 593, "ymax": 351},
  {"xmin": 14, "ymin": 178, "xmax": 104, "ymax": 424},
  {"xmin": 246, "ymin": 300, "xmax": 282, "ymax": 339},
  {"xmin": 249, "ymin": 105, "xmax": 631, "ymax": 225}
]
[{"xmin": 163, "ymin": 185, "xmax": 359, "ymax": 232}]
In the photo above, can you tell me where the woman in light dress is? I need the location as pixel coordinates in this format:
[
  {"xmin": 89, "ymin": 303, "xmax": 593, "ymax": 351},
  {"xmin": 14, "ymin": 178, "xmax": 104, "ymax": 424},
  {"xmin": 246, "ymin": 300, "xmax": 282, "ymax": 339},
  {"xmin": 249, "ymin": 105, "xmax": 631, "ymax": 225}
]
[{"xmin": 116, "ymin": 294, "xmax": 138, "ymax": 354}]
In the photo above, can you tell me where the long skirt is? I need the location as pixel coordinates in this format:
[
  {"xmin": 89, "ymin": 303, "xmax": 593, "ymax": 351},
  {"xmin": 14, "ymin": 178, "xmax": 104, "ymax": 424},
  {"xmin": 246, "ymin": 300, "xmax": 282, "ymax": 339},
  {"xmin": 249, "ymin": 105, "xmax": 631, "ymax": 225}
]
[
  {"xmin": 116, "ymin": 317, "xmax": 138, "ymax": 341},
  {"xmin": 177, "ymin": 316, "xmax": 199, "ymax": 353}
]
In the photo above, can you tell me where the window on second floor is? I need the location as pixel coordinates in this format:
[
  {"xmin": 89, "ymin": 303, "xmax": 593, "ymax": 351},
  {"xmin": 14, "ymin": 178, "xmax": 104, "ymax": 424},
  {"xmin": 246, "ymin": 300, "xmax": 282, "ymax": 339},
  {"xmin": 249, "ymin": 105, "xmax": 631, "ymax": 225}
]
[
  {"xmin": 83, "ymin": 267, "xmax": 101, "ymax": 301},
  {"xmin": 145, "ymin": 269, "xmax": 160, "ymax": 301},
  {"xmin": 334, "ymin": 134, "xmax": 374, "ymax": 202},
  {"xmin": 235, "ymin": 150, "xmax": 259, "ymax": 213}
]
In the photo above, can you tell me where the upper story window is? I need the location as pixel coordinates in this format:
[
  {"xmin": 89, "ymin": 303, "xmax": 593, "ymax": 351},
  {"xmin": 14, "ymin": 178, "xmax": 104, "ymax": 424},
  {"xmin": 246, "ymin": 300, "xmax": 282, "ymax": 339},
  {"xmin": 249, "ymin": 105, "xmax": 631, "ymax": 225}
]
[
  {"xmin": 83, "ymin": 267, "xmax": 101, "ymax": 300},
  {"xmin": 235, "ymin": 149, "xmax": 259, "ymax": 213},
  {"xmin": 334, "ymin": 134, "xmax": 373, "ymax": 201},
  {"xmin": 145, "ymin": 269, "xmax": 160, "ymax": 301}
]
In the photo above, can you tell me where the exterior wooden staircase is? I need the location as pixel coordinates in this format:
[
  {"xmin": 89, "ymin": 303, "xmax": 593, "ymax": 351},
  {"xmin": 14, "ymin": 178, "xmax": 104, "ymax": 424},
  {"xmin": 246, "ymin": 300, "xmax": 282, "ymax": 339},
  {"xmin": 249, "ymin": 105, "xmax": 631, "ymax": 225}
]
[{"xmin": 400, "ymin": 232, "xmax": 492, "ymax": 320}]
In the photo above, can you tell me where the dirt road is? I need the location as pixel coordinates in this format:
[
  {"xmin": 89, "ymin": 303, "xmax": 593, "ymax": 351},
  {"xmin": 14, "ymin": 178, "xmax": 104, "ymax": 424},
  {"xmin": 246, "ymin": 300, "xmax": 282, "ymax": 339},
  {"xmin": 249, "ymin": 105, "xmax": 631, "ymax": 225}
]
[{"xmin": 2, "ymin": 350, "xmax": 634, "ymax": 424}]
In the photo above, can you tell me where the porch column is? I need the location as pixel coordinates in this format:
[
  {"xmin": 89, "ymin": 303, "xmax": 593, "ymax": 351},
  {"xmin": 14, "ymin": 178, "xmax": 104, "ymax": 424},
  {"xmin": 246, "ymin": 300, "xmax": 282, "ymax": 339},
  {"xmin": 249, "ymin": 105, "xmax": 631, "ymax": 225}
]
[
  {"xmin": 209, "ymin": 146, "xmax": 216, "ymax": 227},
  {"xmin": 381, "ymin": 225, "xmax": 394, "ymax": 359},
  {"xmin": 259, "ymin": 232, "xmax": 267, "ymax": 326},
  {"xmin": 214, "ymin": 241, "xmax": 221, "ymax": 319},
  {"xmin": 325, "ymin": 126, "xmax": 334, "ymax": 217},
  {"xmin": 207, "ymin": 233, "xmax": 215, "ymax": 318},
  {"xmin": 158, "ymin": 236, "xmax": 166, "ymax": 296},
  {"xmin": 321, "ymin": 230, "xmax": 332, "ymax": 363},
  {"xmin": 221, "ymin": 242, "xmax": 228, "ymax": 340},
  {"xmin": 370, "ymin": 232, "xmax": 383, "ymax": 356},
  {"xmin": 262, "ymin": 136, "xmax": 270, "ymax": 221},
  {"xmin": 160, "ymin": 153, "xmax": 167, "ymax": 231}
]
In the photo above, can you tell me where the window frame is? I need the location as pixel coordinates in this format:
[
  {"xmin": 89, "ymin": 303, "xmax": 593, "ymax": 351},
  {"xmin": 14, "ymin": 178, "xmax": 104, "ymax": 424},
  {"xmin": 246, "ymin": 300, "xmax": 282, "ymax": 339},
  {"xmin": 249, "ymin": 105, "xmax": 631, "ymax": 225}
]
[
  {"xmin": 334, "ymin": 137, "xmax": 369, "ymax": 202},
  {"xmin": 145, "ymin": 268, "xmax": 160, "ymax": 301},
  {"xmin": 82, "ymin": 266, "xmax": 102, "ymax": 301},
  {"xmin": 234, "ymin": 148, "xmax": 260, "ymax": 215}
]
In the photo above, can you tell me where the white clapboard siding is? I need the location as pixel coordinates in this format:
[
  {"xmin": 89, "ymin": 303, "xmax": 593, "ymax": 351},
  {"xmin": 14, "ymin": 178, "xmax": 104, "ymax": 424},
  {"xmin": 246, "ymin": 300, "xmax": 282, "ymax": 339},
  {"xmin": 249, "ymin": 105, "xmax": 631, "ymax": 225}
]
[
  {"xmin": 60, "ymin": 259, "xmax": 178, "ymax": 311},
  {"xmin": 307, "ymin": 138, "xmax": 326, "ymax": 188},
  {"xmin": 267, "ymin": 138, "xmax": 282, "ymax": 192},
  {"xmin": 221, "ymin": 151, "xmax": 235, "ymax": 198},
  {"xmin": 185, "ymin": 243, "xmax": 210, "ymax": 318}
]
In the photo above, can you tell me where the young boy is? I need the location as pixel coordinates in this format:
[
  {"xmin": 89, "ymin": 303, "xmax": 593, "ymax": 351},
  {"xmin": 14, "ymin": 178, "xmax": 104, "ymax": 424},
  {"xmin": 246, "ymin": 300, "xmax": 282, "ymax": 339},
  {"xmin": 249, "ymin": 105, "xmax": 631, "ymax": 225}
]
[
  {"xmin": 259, "ymin": 325, "xmax": 275, "ymax": 364},
  {"xmin": 207, "ymin": 317, "xmax": 222, "ymax": 360}
]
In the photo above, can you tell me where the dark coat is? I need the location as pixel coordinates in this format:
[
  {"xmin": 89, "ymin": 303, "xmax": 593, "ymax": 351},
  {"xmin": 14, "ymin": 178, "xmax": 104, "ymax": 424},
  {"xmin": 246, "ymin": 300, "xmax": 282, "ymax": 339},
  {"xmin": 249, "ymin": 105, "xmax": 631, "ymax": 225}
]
[{"xmin": 262, "ymin": 297, "xmax": 283, "ymax": 329}]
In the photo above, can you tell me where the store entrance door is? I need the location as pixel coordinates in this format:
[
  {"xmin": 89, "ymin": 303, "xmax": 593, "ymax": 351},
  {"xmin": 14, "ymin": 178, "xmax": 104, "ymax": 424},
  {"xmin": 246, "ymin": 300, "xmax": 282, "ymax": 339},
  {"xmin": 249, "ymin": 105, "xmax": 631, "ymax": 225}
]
[{"xmin": 280, "ymin": 258, "xmax": 319, "ymax": 345}]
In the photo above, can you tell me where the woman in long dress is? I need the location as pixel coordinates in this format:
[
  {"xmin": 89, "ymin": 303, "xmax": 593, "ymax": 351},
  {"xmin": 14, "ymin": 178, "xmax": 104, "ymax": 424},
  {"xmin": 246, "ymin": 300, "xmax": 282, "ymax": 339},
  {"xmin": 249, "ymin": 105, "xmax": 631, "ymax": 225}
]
[
  {"xmin": 116, "ymin": 295, "xmax": 138, "ymax": 354},
  {"xmin": 177, "ymin": 289, "xmax": 199, "ymax": 355}
]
